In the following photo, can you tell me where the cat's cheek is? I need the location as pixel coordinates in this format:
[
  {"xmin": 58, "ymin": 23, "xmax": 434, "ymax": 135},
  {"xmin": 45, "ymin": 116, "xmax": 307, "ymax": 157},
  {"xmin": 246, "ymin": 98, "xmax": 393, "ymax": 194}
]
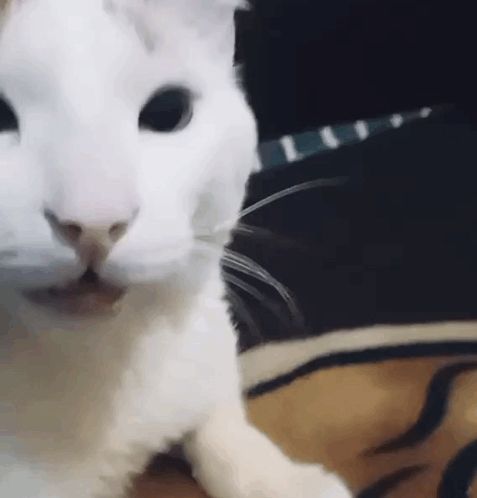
[{"xmin": 101, "ymin": 237, "xmax": 196, "ymax": 287}]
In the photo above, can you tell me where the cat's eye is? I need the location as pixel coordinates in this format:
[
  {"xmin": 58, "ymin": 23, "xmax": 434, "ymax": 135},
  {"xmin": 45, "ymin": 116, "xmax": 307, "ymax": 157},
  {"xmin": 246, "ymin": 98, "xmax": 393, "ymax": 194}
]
[
  {"xmin": 139, "ymin": 87, "xmax": 193, "ymax": 133},
  {"xmin": 0, "ymin": 96, "xmax": 19, "ymax": 133}
]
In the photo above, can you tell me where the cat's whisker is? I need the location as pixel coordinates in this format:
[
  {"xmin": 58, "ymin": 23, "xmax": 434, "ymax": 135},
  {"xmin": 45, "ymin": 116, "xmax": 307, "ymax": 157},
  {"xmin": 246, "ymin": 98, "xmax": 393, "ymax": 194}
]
[
  {"xmin": 204, "ymin": 176, "xmax": 347, "ymax": 236},
  {"xmin": 232, "ymin": 222, "xmax": 305, "ymax": 249},
  {"xmin": 233, "ymin": 222, "xmax": 279, "ymax": 240},
  {"xmin": 223, "ymin": 248, "xmax": 302, "ymax": 323},
  {"xmin": 222, "ymin": 271, "xmax": 293, "ymax": 332},
  {"xmin": 225, "ymin": 286, "xmax": 264, "ymax": 345},
  {"xmin": 195, "ymin": 238, "xmax": 303, "ymax": 326},
  {"xmin": 239, "ymin": 177, "xmax": 347, "ymax": 219}
]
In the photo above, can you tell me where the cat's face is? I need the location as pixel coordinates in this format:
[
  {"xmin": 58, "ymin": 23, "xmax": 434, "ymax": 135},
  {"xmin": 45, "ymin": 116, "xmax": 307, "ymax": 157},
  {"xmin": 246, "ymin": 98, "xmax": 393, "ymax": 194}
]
[{"xmin": 0, "ymin": 0, "xmax": 257, "ymax": 317}]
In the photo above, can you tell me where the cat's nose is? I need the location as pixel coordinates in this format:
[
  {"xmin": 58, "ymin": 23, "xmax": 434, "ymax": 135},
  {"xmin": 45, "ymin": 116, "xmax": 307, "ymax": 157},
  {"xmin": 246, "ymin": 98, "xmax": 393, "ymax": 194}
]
[{"xmin": 44, "ymin": 209, "xmax": 137, "ymax": 266}]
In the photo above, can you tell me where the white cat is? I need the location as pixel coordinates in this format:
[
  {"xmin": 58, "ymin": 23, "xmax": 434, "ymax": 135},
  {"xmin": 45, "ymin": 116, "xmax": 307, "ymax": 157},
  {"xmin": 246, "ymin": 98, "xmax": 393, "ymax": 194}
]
[{"xmin": 0, "ymin": 1, "xmax": 352, "ymax": 497}]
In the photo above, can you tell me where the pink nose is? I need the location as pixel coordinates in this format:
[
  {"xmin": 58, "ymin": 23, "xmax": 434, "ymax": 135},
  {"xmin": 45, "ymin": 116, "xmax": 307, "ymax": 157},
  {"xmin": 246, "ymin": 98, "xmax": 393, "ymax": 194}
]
[{"xmin": 44, "ymin": 209, "xmax": 136, "ymax": 266}]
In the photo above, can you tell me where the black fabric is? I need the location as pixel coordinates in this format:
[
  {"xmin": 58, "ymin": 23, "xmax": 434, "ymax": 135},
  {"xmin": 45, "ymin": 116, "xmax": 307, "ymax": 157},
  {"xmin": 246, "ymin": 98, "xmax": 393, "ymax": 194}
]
[
  {"xmin": 229, "ymin": 108, "xmax": 477, "ymax": 351},
  {"xmin": 236, "ymin": 0, "xmax": 476, "ymax": 141}
]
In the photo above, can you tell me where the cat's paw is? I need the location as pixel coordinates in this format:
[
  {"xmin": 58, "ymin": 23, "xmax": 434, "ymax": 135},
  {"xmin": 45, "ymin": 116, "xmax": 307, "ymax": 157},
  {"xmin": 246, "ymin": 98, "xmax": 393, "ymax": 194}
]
[{"xmin": 228, "ymin": 461, "xmax": 352, "ymax": 498}]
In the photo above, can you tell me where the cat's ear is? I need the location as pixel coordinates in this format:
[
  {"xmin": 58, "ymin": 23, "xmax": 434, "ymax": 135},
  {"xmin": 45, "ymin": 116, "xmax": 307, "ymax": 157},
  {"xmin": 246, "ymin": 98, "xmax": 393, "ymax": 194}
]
[
  {"xmin": 111, "ymin": 0, "xmax": 246, "ymax": 65},
  {"xmin": 154, "ymin": 0, "xmax": 247, "ymax": 65},
  {"xmin": 177, "ymin": 0, "xmax": 246, "ymax": 64}
]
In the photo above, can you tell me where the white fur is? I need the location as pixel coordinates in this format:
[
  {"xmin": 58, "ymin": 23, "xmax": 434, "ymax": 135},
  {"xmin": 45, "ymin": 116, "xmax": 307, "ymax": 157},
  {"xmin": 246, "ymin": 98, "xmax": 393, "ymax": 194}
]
[{"xmin": 0, "ymin": 1, "xmax": 351, "ymax": 497}]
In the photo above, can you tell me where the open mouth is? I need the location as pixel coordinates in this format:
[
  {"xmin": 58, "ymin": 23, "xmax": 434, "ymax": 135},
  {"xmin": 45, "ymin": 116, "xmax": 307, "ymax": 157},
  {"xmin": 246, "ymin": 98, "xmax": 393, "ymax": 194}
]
[{"xmin": 25, "ymin": 268, "xmax": 126, "ymax": 316}]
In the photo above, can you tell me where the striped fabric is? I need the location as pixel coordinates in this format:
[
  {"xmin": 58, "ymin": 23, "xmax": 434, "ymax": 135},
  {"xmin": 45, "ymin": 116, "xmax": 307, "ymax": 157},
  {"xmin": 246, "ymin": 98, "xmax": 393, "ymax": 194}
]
[{"xmin": 259, "ymin": 107, "xmax": 435, "ymax": 170}]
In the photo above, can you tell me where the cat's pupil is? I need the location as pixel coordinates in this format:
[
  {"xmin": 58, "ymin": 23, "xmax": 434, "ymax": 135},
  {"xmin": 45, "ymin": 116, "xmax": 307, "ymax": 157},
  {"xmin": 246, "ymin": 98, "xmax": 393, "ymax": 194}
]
[
  {"xmin": 139, "ymin": 87, "xmax": 193, "ymax": 133},
  {"xmin": 0, "ymin": 97, "xmax": 19, "ymax": 133}
]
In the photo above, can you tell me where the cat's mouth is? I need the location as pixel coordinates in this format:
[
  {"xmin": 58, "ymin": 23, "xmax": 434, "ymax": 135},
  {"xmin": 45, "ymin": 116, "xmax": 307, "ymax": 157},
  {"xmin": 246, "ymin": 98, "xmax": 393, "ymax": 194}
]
[{"xmin": 24, "ymin": 268, "xmax": 126, "ymax": 316}]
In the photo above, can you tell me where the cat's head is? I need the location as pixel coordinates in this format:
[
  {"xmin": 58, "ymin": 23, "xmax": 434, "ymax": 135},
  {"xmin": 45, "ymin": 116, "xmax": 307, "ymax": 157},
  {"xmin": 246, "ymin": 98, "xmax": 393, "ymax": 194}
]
[{"xmin": 0, "ymin": 0, "xmax": 257, "ymax": 319}]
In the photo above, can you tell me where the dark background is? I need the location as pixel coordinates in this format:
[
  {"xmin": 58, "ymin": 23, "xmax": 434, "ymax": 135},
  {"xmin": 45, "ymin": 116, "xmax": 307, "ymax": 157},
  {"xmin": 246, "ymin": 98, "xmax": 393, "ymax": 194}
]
[
  {"xmin": 236, "ymin": 0, "xmax": 476, "ymax": 140},
  {"xmin": 228, "ymin": 1, "xmax": 477, "ymax": 351}
]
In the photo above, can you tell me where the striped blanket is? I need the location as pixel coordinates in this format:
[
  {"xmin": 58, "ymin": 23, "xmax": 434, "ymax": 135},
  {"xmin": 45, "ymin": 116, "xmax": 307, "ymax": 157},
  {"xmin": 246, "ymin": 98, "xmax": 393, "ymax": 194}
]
[{"xmin": 243, "ymin": 321, "xmax": 477, "ymax": 498}]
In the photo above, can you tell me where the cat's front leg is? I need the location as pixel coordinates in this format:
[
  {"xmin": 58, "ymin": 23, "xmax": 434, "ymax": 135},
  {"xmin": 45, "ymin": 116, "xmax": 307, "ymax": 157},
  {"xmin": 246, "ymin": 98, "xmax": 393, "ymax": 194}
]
[{"xmin": 184, "ymin": 402, "xmax": 353, "ymax": 498}]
